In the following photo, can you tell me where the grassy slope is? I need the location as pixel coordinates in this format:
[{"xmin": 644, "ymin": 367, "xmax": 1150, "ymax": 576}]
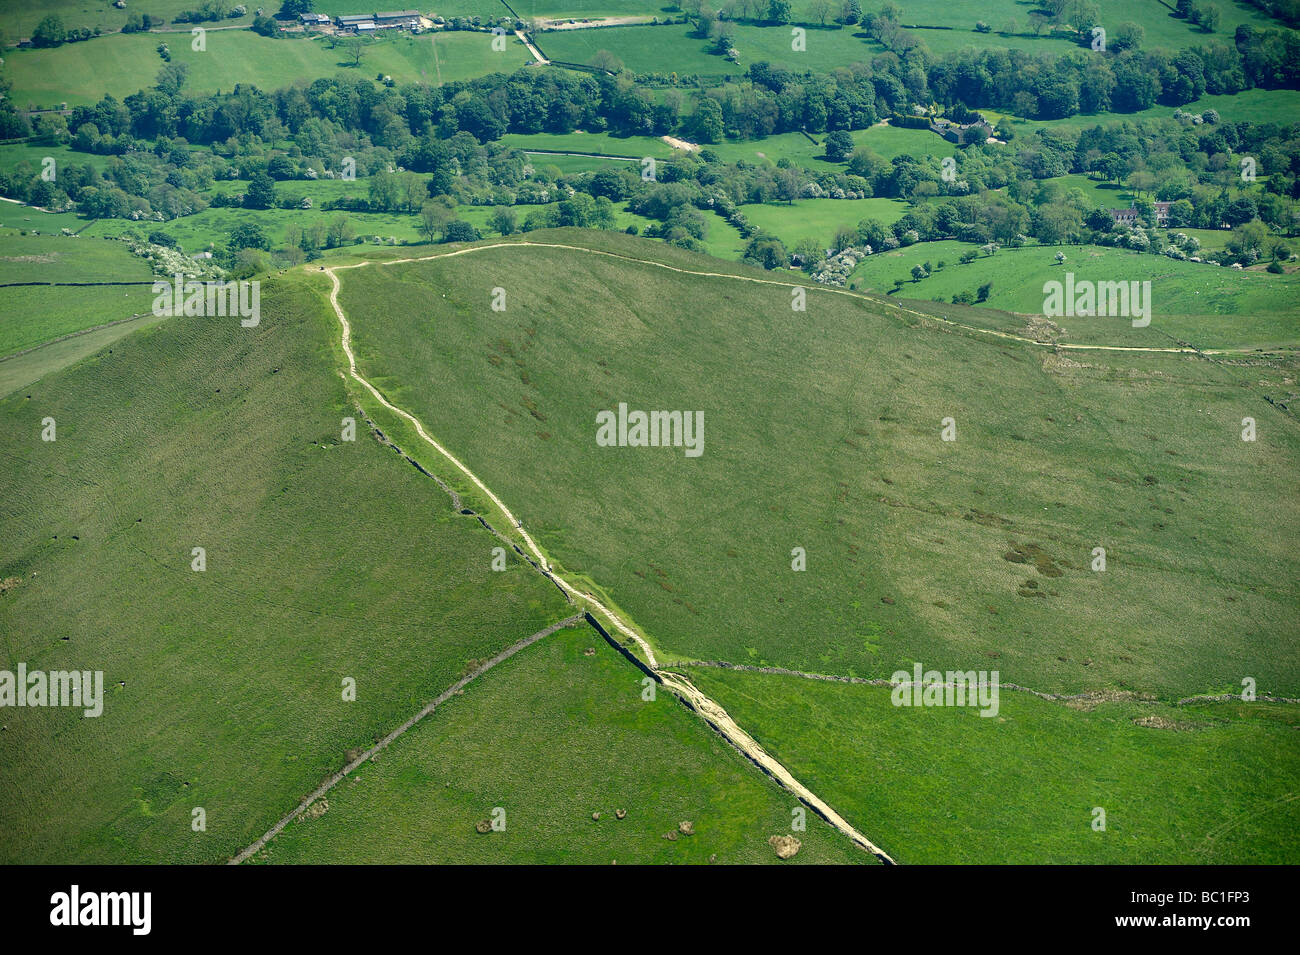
[
  {"xmin": 0, "ymin": 234, "xmax": 158, "ymax": 358},
  {"xmin": 334, "ymin": 229, "xmax": 1300, "ymax": 699},
  {"xmin": 0, "ymin": 310, "xmax": 169, "ymax": 398},
  {"xmin": 260, "ymin": 624, "xmax": 869, "ymax": 864},
  {"xmin": 689, "ymin": 667, "xmax": 1300, "ymax": 864},
  {"xmin": 0, "ymin": 270, "xmax": 575, "ymax": 863}
]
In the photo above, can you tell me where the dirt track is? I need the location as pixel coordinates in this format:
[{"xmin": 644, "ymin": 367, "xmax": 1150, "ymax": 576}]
[{"xmin": 322, "ymin": 248, "xmax": 900, "ymax": 863}]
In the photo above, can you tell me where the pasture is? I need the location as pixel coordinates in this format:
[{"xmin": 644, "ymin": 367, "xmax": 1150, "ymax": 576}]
[
  {"xmin": 0, "ymin": 269, "xmax": 572, "ymax": 862},
  {"xmin": 259, "ymin": 623, "xmax": 869, "ymax": 864},
  {"xmin": 850, "ymin": 241, "xmax": 1300, "ymax": 350},
  {"xmin": 333, "ymin": 230, "xmax": 1300, "ymax": 699},
  {"xmin": 690, "ymin": 667, "xmax": 1300, "ymax": 864},
  {"xmin": 2, "ymin": 29, "xmax": 529, "ymax": 109}
]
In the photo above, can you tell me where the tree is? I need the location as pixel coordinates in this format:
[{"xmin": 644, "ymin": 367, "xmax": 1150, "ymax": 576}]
[
  {"xmin": 589, "ymin": 49, "xmax": 624, "ymax": 74},
  {"xmin": 689, "ymin": 97, "xmax": 724, "ymax": 144},
  {"xmin": 229, "ymin": 222, "xmax": 270, "ymax": 250},
  {"xmin": 810, "ymin": 0, "xmax": 833, "ymax": 24},
  {"xmin": 910, "ymin": 264, "xmax": 929, "ymax": 282},
  {"xmin": 341, "ymin": 37, "xmax": 366, "ymax": 68},
  {"xmin": 278, "ymin": 0, "xmax": 315, "ymax": 15},
  {"xmin": 767, "ymin": 0, "xmax": 792, "ymax": 24},
  {"xmin": 251, "ymin": 15, "xmax": 280, "ymax": 37},
  {"xmin": 155, "ymin": 63, "xmax": 190, "ymax": 95},
  {"xmin": 1111, "ymin": 22, "xmax": 1144, "ymax": 52},
  {"xmin": 838, "ymin": 0, "xmax": 861, "ymax": 24},
  {"xmin": 1192, "ymin": 3, "xmax": 1220, "ymax": 31},
  {"xmin": 325, "ymin": 216, "xmax": 355, "ymax": 248},
  {"xmin": 824, "ymin": 130, "xmax": 855, "ymax": 163},
  {"xmin": 244, "ymin": 171, "xmax": 276, "ymax": 209},
  {"xmin": 443, "ymin": 221, "xmax": 481, "ymax": 243},
  {"xmin": 743, "ymin": 235, "xmax": 789, "ymax": 269},
  {"xmin": 976, "ymin": 281, "xmax": 993, "ymax": 301},
  {"xmin": 489, "ymin": 207, "xmax": 518, "ymax": 236},
  {"xmin": 419, "ymin": 200, "xmax": 454, "ymax": 243},
  {"xmin": 1225, "ymin": 196, "xmax": 1258, "ymax": 225},
  {"xmin": 32, "ymin": 15, "xmax": 67, "ymax": 48},
  {"xmin": 369, "ymin": 169, "xmax": 400, "ymax": 212}
]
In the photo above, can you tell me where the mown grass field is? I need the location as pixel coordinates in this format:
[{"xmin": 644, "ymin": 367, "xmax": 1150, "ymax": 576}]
[
  {"xmin": 856, "ymin": 0, "xmax": 1281, "ymax": 50},
  {"xmin": 0, "ymin": 234, "xmax": 156, "ymax": 357},
  {"xmin": 0, "ymin": 0, "xmax": 256, "ymax": 38},
  {"xmin": 537, "ymin": 22, "xmax": 874, "ymax": 76},
  {"xmin": 0, "ymin": 269, "xmax": 578, "ymax": 862},
  {"xmin": 0, "ymin": 233, "xmax": 150, "ymax": 284},
  {"xmin": 688, "ymin": 667, "xmax": 1300, "ymax": 864},
  {"xmin": 260, "ymin": 624, "xmax": 869, "ymax": 864},
  {"xmin": 3, "ymin": 29, "xmax": 529, "ymax": 108},
  {"xmin": 0, "ymin": 283, "xmax": 153, "ymax": 358},
  {"xmin": 849, "ymin": 241, "xmax": 1300, "ymax": 350},
  {"xmin": 0, "ymin": 309, "xmax": 168, "ymax": 397},
  {"xmin": 740, "ymin": 196, "xmax": 910, "ymax": 247},
  {"xmin": 704, "ymin": 124, "xmax": 940, "ymax": 167},
  {"xmin": 334, "ymin": 229, "xmax": 1300, "ymax": 701}
]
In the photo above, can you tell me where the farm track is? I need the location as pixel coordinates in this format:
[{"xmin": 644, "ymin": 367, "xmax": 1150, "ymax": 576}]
[
  {"xmin": 323, "ymin": 248, "xmax": 900, "ymax": 863},
  {"xmin": 315, "ymin": 237, "xmax": 1295, "ymax": 864},
  {"xmin": 335, "ymin": 239, "xmax": 1278, "ymax": 356},
  {"xmin": 228, "ymin": 613, "xmax": 587, "ymax": 864}
]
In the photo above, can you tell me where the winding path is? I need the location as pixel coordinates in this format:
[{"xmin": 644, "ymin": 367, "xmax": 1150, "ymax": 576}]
[{"xmin": 323, "ymin": 246, "xmax": 900, "ymax": 863}]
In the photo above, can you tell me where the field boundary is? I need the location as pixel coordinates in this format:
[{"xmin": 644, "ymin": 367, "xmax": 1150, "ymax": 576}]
[
  {"xmin": 674, "ymin": 659, "xmax": 1300, "ymax": 706},
  {"xmin": 331, "ymin": 239, "xmax": 1275, "ymax": 356},
  {"xmin": 228, "ymin": 613, "xmax": 586, "ymax": 865},
  {"xmin": 324, "ymin": 247, "xmax": 899, "ymax": 864}
]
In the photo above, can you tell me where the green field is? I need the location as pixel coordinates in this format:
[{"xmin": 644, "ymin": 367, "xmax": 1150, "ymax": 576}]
[
  {"xmin": 705, "ymin": 124, "xmax": 942, "ymax": 166},
  {"xmin": 317, "ymin": 229, "xmax": 1298, "ymax": 864},
  {"xmin": 849, "ymin": 241, "xmax": 1300, "ymax": 350},
  {"xmin": 740, "ymin": 196, "xmax": 910, "ymax": 247},
  {"xmin": 259, "ymin": 624, "xmax": 867, "ymax": 864},
  {"xmin": 2, "ymin": 29, "xmax": 530, "ymax": 108},
  {"xmin": 989, "ymin": 89, "xmax": 1300, "ymax": 131},
  {"xmin": 0, "ymin": 269, "xmax": 579, "ymax": 862},
  {"xmin": 537, "ymin": 22, "xmax": 875, "ymax": 76},
  {"xmin": 689, "ymin": 667, "xmax": 1300, "ymax": 864},
  {"xmin": 333, "ymin": 230, "xmax": 1300, "ymax": 700},
  {"xmin": 500, "ymin": 130, "xmax": 677, "ymax": 158},
  {"xmin": 2, "ymin": 0, "xmax": 1298, "ymax": 869},
  {"xmin": 0, "ymin": 234, "xmax": 157, "ymax": 357}
]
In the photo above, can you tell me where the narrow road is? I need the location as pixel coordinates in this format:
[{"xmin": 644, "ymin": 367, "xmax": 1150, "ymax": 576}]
[
  {"xmin": 323, "ymin": 249, "xmax": 899, "ymax": 863},
  {"xmin": 516, "ymin": 30, "xmax": 548, "ymax": 64}
]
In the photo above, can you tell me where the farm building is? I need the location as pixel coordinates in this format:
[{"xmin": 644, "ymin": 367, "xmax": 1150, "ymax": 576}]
[
  {"xmin": 375, "ymin": 10, "xmax": 422, "ymax": 25},
  {"xmin": 336, "ymin": 14, "xmax": 375, "ymax": 31},
  {"xmin": 299, "ymin": 13, "xmax": 331, "ymax": 24},
  {"xmin": 1109, "ymin": 202, "xmax": 1171, "ymax": 227}
]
